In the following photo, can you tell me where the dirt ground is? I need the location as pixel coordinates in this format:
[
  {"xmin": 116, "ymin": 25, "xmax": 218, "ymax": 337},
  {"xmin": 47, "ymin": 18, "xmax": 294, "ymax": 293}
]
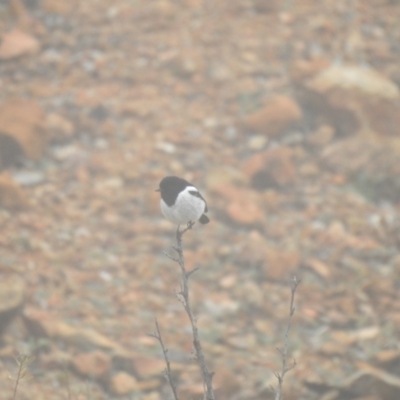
[{"xmin": 1, "ymin": 0, "xmax": 400, "ymax": 399}]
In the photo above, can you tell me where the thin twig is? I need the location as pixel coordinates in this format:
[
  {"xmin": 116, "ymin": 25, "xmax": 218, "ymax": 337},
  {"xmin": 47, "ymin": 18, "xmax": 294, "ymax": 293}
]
[
  {"xmin": 173, "ymin": 223, "xmax": 215, "ymax": 400},
  {"xmin": 11, "ymin": 354, "xmax": 34, "ymax": 400},
  {"xmin": 64, "ymin": 365, "xmax": 72, "ymax": 400},
  {"xmin": 12, "ymin": 358, "xmax": 24, "ymax": 400},
  {"xmin": 148, "ymin": 319, "xmax": 179, "ymax": 400},
  {"xmin": 273, "ymin": 276, "xmax": 300, "ymax": 400}
]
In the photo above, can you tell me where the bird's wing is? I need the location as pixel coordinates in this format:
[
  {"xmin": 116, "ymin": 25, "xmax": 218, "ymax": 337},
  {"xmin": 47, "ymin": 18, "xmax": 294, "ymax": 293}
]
[{"xmin": 189, "ymin": 190, "xmax": 208, "ymax": 212}]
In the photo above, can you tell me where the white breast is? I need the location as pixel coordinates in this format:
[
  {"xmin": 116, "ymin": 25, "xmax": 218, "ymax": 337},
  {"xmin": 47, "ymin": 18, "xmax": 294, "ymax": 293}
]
[{"xmin": 161, "ymin": 186, "xmax": 206, "ymax": 225}]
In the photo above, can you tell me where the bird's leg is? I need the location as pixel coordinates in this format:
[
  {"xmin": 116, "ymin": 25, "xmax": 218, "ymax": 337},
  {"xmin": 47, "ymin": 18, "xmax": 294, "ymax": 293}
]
[
  {"xmin": 187, "ymin": 221, "xmax": 194, "ymax": 230},
  {"xmin": 176, "ymin": 222, "xmax": 194, "ymax": 236}
]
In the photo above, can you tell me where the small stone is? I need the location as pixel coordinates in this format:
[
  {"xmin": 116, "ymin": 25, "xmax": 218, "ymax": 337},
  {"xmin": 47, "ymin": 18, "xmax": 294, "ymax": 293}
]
[
  {"xmin": 264, "ymin": 248, "xmax": 300, "ymax": 280},
  {"xmin": 155, "ymin": 141, "xmax": 176, "ymax": 154},
  {"xmin": 0, "ymin": 98, "xmax": 48, "ymax": 160},
  {"xmin": 227, "ymin": 192, "xmax": 265, "ymax": 224},
  {"xmin": 0, "ymin": 173, "xmax": 29, "ymax": 210},
  {"xmin": 11, "ymin": 170, "xmax": 45, "ymax": 187},
  {"xmin": 219, "ymin": 274, "xmax": 237, "ymax": 289},
  {"xmin": 228, "ymin": 200, "xmax": 264, "ymax": 224},
  {"xmin": 213, "ymin": 364, "xmax": 241, "ymax": 399},
  {"xmin": 142, "ymin": 393, "xmax": 161, "ymax": 400},
  {"xmin": 119, "ymin": 100, "xmax": 153, "ymax": 117},
  {"xmin": 52, "ymin": 145, "xmax": 87, "ymax": 162},
  {"xmin": 299, "ymin": 162, "xmax": 319, "ymax": 177},
  {"xmin": 209, "ymin": 63, "xmax": 234, "ymax": 82},
  {"xmin": 72, "ymin": 351, "xmax": 111, "ymax": 379},
  {"xmin": 204, "ymin": 294, "xmax": 239, "ymax": 317},
  {"xmin": 0, "ymin": 29, "xmax": 40, "ymax": 60},
  {"xmin": 41, "ymin": 0, "xmax": 77, "ymax": 15},
  {"xmin": 206, "ymin": 166, "xmax": 247, "ymax": 191},
  {"xmin": 110, "ymin": 372, "xmax": 138, "ymax": 395},
  {"xmin": 131, "ymin": 356, "xmax": 166, "ymax": 379},
  {"xmin": 226, "ymin": 333, "xmax": 257, "ymax": 349},
  {"xmin": 306, "ymin": 258, "xmax": 331, "ymax": 279},
  {"xmin": 244, "ymin": 95, "xmax": 302, "ymax": 137},
  {"xmin": 247, "ymin": 135, "xmax": 268, "ymax": 150},
  {"xmin": 23, "ymin": 307, "xmax": 122, "ymax": 350}
]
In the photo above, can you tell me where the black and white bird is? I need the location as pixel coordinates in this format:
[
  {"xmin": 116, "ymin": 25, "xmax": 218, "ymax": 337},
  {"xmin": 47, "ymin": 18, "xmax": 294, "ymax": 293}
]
[{"xmin": 156, "ymin": 176, "xmax": 210, "ymax": 226}]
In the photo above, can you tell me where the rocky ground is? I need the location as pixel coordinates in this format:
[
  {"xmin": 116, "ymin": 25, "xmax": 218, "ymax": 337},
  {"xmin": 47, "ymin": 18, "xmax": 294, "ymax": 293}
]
[{"xmin": 1, "ymin": 0, "xmax": 400, "ymax": 399}]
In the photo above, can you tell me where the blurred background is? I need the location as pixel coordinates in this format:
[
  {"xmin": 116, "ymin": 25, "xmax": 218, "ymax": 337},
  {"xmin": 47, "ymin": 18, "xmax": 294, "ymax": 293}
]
[{"xmin": 1, "ymin": 0, "xmax": 400, "ymax": 399}]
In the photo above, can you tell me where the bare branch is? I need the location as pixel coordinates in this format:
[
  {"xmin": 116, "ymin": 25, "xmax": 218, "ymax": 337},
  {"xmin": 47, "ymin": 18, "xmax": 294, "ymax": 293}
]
[
  {"xmin": 159, "ymin": 223, "xmax": 215, "ymax": 400},
  {"xmin": 148, "ymin": 319, "xmax": 179, "ymax": 400},
  {"xmin": 163, "ymin": 251, "xmax": 180, "ymax": 263},
  {"xmin": 273, "ymin": 275, "xmax": 301, "ymax": 400},
  {"xmin": 152, "ymin": 223, "xmax": 215, "ymax": 399},
  {"xmin": 172, "ymin": 224, "xmax": 215, "ymax": 400},
  {"xmin": 11, "ymin": 354, "xmax": 34, "ymax": 400}
]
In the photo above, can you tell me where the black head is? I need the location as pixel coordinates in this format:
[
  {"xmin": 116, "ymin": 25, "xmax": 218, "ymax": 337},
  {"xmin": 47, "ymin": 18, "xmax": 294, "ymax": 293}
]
[{"xmin": 156, "ymin": 176, "xmax": 191, "ymax": 206}]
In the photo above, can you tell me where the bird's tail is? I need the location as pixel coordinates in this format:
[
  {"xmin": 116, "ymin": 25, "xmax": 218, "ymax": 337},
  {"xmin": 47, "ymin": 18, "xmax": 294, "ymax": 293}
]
[{"xmin": 199, "ymin": 214, "xmax": 210, "ymax": 224}]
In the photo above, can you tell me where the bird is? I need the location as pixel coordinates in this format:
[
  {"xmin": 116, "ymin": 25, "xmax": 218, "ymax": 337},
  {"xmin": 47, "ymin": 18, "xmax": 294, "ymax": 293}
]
[{"xmin": 156, "ymin": 176, "xmax": 210, "ymax": 226}]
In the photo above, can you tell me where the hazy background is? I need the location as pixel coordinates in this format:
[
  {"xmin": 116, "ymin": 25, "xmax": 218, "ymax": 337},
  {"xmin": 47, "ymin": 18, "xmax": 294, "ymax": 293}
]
[{"xmin": 0, "ymin": 0, "xmax": 400, "ymax": 399}]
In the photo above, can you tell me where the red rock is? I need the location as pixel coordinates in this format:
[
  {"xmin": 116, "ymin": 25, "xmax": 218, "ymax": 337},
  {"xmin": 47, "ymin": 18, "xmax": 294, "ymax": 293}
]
[
  {"xmin": 302, "ymin": 64, "xmax": 400, "ymax": 136},
  {"xmin": 41, "ymin": 0, "xmax": 77, "ymax": 15},
  {"xmin": 227, "ymin": 196, "xmax": 265, "ymax": 225},
  {"xmin": 23, "ymin": 307, "xmax": 122, "ymax": 350},
  {"xmin": 0, "ymin": 29, "xmax": 40, "ymax": 60},
  {"xmin": 109, "ymin": 372, "xmax": 138, "ymax": 395},
  {"xmin": 242, "ymin": 147, "xmax": 296, "ymax": 188},
  {"xmin": 46, "ymin": 113, "xmax": 75, "ymax": 140},
  {"xmin": 0, "ymin": 273, "xmax": 26, "ymax": 334},
  {"xmin": 223, "ymin": 187, "xmax": 265, "ymax": 224},
  {"xmin": 219, "ymin": 274, "xmax": 237, "ymax": 289},
  {"xmin": 244, "ymin": 95, "xmax": 302, "ymax": 137},
  {"xmin": 206, "ymin": 166, "xmax": 246, "ymax": 191},
  {"xmin": 264, "ymin": 248, "xmax": 300, "ymax": 280},
  {"xmin": 306, "ymin": 124, "xmax": 336, "ymax": 147},
  {"xmin": 178, "ymin": 383, "xmax": 206, "ymax": 400},
  {"xmin": 211, "ymin": 183, "xmax": 265, "ymax": 224},
  {"xmin": 0, "ymin": 173, "xmax": 29, "ymax": 210},
  {"xmin": 307, "ymin": 65, "xmax": 399, "ymax": 99},
  {"xmin": 0, "ymin": 99, "xmax": 48, "ymax": 160},
  {"xmin": 290, "ymin": 58, "xmax": 330, "ymax": 82},
  {"xmin": 306, "ymin": 258, "xmax": 331, "ymax": 279},
  {"xmin": 72, "ymin": 351, "xmax": 111, "ymax": 379},
  {"xmin": 131, "ymin": 356, "xmax": 166, "ymax": 379}
]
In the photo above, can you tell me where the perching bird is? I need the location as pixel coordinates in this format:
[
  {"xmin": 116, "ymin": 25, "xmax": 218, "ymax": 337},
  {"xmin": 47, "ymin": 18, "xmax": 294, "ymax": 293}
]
[{"xmin": 156, "ymin": 176, "xmax": 210, "ymax": 226}]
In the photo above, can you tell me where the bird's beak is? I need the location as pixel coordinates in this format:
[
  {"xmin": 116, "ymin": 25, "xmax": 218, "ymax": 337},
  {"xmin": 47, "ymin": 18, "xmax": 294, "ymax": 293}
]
[{"xmin": 155, "ymin": 188, "xmax": 160, "ymax": 192}]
